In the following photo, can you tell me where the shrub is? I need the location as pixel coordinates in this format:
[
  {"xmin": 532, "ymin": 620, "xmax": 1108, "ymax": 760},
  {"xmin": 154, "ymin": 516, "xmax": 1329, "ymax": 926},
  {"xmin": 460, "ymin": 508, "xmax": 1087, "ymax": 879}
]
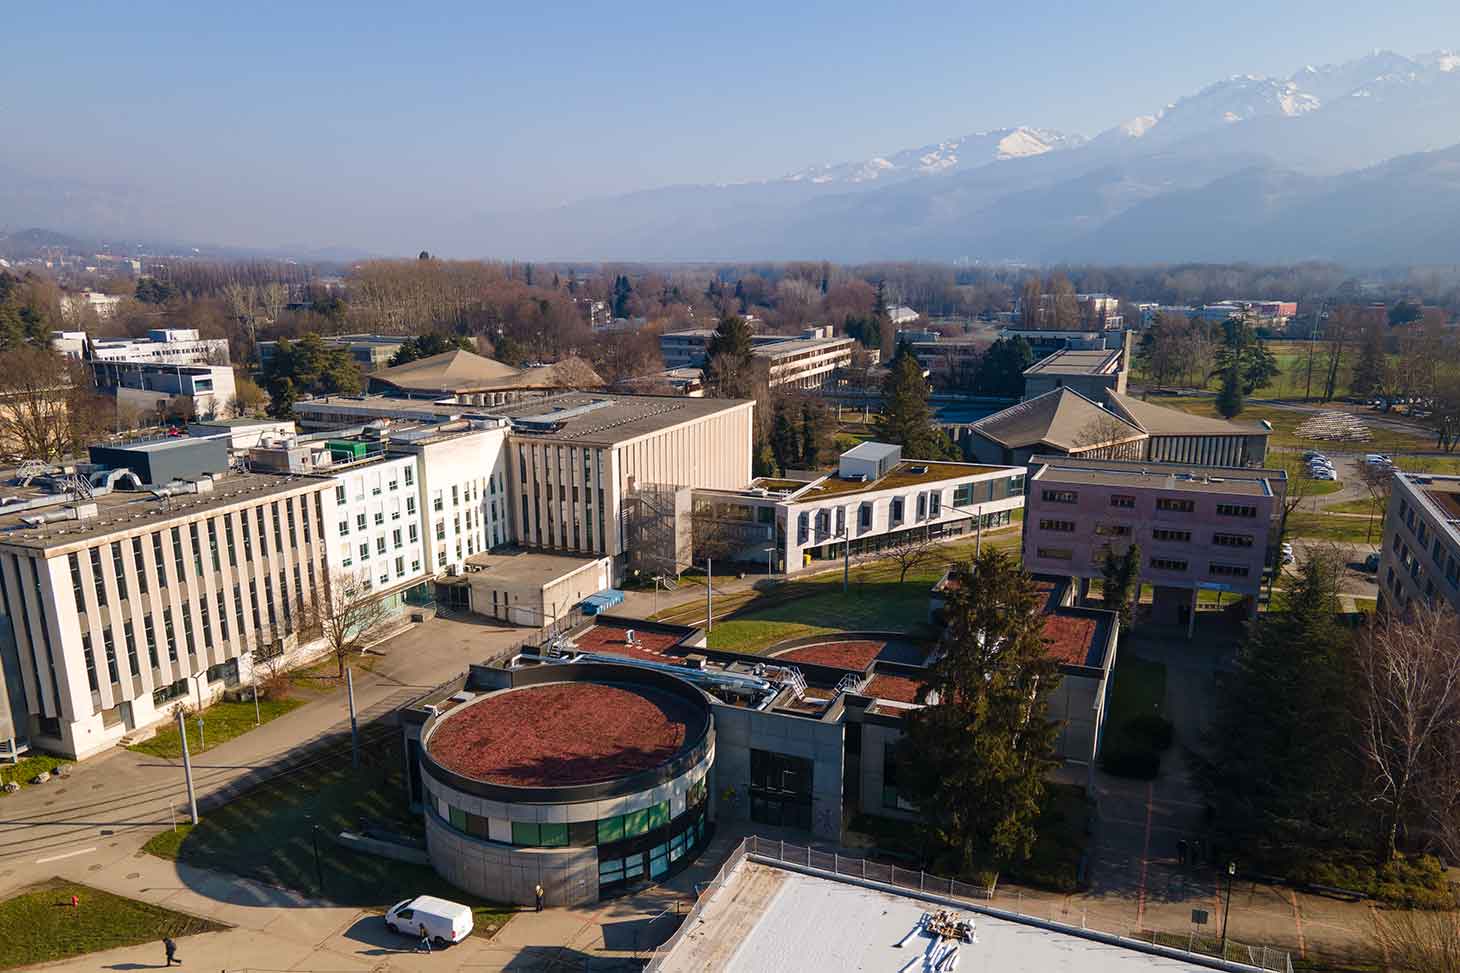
[
  {"xmin": 1295, "ymin": 854, "xmax": 1454, "ymax": 908},
  {"xmin": 1123, "ymin": 713, "xmax": 1174, "ymax": 751},
  {"xmin": 1100, "ymin": 744, "xmax": 1160, "ymax": 779}
]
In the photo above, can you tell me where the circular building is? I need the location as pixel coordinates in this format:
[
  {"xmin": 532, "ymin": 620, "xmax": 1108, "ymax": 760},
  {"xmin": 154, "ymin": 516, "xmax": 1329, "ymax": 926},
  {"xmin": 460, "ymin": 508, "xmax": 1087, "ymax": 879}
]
[{"xmin": 418, "ymin": 663, "xmax": 714, "ymax": 907}]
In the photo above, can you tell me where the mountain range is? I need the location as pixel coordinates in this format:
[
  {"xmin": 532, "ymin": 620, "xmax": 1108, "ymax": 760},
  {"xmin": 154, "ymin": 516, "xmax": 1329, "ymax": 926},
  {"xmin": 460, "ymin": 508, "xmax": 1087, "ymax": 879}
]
[
  {"xmin": 7, "ymin": 49, "xmax": 1460, "ymax": 264},
  {"xmin": 489, "ymin": 49, "xmax": 1460, "ymax": 264}
]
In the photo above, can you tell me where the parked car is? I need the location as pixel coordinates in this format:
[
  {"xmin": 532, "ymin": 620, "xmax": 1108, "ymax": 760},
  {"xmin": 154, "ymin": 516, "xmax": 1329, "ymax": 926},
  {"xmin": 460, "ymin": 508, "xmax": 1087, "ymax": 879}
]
[
  {"xmin": 1311, "ymin": 470, "xmax": 1337, "ymax": 480},
  {"xmin": 385, "ymin": 896, "xmax": 474, "ymax": 946},
  {"xmin": 1281, "ymin": 543, "xmax": 1296, "ymax": 565},
  {"xmin": 1364, "ymin": 552, "xmax": 1381, "ymax": 573},
  {"xmin": 1364, "ymin": 454, "xmax": 1392, "ymax": 466},
  {"xmin": 1303, "ymin": 450, "xmax": 1326, "ymax": 461}
]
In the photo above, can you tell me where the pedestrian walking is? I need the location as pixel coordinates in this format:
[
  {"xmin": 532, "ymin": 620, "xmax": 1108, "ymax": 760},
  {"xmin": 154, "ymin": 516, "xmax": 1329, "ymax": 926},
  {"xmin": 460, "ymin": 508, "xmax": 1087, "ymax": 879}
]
[
  {"xmin": 418, "ymin": 923, "xmax": 432, "ymax": 953},
  {"xmin": 535, "ymin": 883, "xmax": 545, "ymax": 912},
  {"xmin": 163, "ymin": 937, "xmax": 179, "ymax": 966}
]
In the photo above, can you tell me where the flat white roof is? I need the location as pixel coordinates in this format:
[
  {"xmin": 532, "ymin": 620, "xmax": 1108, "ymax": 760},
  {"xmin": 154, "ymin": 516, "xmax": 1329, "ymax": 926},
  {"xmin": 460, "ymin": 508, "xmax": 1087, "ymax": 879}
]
[{"xmin": 659, "ymin": 862, "xmax": 1221, "ymax": 973}]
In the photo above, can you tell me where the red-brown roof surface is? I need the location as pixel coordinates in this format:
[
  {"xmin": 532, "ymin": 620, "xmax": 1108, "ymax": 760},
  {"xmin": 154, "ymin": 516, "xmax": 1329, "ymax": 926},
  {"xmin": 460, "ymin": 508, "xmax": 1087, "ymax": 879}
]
[
  {"xmin": 427, "ymin": 683, "xmax": 695, "ymax": 787},
  {"xmin": 1041, "ymin": 613, "xmax": 1101, "ymax": 667},
  {"xmin": 866, "ymin": 673, "xmax": 927, "ymax": 704},
  {"xmin": 775, "ymin": 640, "xmax": 886, "ymax": 671},
  {"xmin": 574, "ymin": 624, "xmax": 687, "ymax": 664}
]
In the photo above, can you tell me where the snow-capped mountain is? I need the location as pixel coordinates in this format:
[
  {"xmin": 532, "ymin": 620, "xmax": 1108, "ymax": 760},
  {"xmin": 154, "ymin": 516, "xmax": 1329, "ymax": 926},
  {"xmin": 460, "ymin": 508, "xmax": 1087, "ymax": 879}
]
[
  {"xmin": 1105, "ymin": 49, "xmax": 1460, "ymax": 145},
  {"xmin": 779, "ymin": 127, "xmax": 1084, "ymax": 186},
  {"xmin": 9, "ymin": 47, "xmax": 1460, "ymax": 262}
]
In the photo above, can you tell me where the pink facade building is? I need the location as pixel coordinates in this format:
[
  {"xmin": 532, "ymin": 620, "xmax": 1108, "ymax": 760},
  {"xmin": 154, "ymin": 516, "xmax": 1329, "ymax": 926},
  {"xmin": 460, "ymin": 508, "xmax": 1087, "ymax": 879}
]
[{"xmin": 1022, "ymin": 456, "xmax": 1286, "ymax": 631}]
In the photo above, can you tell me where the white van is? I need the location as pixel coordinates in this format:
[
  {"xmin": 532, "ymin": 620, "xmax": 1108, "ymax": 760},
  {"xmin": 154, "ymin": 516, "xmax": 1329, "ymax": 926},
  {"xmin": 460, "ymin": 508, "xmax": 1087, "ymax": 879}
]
[{"xmin": 385, "ymin": 895, "xmax": 474, "ymax": 946}]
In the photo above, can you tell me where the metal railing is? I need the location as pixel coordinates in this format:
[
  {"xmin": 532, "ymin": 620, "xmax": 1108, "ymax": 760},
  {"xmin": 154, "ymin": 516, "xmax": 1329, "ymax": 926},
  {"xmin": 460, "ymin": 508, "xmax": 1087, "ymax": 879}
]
[
  {"xmin": 642, "ymin": 836, "xmax": 1293, "ymax": 973},
  {"xmin": 641, "ymin": 837, "xmax": 750, "ymax": 973}
]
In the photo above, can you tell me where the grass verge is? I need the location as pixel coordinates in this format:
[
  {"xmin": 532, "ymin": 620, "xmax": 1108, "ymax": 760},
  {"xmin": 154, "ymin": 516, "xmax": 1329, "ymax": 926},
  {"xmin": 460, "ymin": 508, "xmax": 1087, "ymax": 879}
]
[
  {"xmin": 1285, "ymin": 512, "xmax": 1382, "ymax": 545},
  {"xmin": 0, "ymin": 754, "xmax": 71, "ymax": 793},
  {"xmin": 141, "ymin": 736, "xmax": 512, "ymax": 937},
  {"xmin": 127, "ymin": 699, "xmax": 303, "ymax": 758},
  {"xmin": 0, "ymin": 879, "xmax": 226, "ymax": 970}
]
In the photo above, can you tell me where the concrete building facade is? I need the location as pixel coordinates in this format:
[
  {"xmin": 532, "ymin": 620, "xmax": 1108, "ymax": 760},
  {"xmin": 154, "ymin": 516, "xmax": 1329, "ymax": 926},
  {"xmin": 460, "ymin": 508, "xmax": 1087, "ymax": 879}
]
[
  {"xmin": 1022, "ymin": 456, "xmax": 1285, "ymax": 628},
  {"xmin": 0, "ymin": 467, "xmax": 332, "ymax": 759},
  {"xmin": 1379, "ymin": 473, "xmax": 1460, "ymax": 615},
  {"xmin": 407, "ymin": 662, "xmax": 714, "ymax": 906}
]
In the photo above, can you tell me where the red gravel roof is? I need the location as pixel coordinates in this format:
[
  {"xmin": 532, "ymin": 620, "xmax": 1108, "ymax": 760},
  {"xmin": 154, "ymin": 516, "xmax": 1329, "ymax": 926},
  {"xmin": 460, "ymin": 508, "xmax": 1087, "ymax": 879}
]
[
  {"xmin": 1041, "ymin": 613, "xmax": 1101, "ymax": 667},
  {"xmin": 775, "ymin": 640, "xmax": 886, "ymax": 671},
  {"xmin": 866, "ymin": 673, "xmax": 927, "ymax": 704},
  {"xmin": 574, "ymin": 624, "xmax": 687, "ymax": 664},
  {"xmin": 428, "ymin": 683, "xmax": 696, "ymax": 787}
]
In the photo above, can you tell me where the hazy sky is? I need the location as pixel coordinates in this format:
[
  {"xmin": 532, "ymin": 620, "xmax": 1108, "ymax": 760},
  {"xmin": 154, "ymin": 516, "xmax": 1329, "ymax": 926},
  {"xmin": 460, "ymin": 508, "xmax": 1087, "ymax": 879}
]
[{"xmin": 5, "ymin": 1, "xmax": 1460, "ymax": 253}]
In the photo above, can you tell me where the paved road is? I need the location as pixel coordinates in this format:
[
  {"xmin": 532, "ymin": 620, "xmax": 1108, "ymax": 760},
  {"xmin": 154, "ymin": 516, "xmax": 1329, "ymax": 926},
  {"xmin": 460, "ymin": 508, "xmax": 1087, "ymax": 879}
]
[{"xmin": 0, "ymin": 614, "xmax": 526, "ymax": 870}]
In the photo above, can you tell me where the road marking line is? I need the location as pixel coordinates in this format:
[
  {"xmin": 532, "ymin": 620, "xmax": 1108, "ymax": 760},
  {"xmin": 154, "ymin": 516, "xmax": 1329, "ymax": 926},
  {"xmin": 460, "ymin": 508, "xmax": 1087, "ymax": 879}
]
[
  {"xmin": 1288, "ymin": 889, "xmax": 1306, "ymax": 957},
  {"xmin": 1135, "ymin": 781, "xmax": 1153, "ymax": 931},
  {"xmin": 36, "ymin": 846, "xmax": 96, "ymax": 864}
]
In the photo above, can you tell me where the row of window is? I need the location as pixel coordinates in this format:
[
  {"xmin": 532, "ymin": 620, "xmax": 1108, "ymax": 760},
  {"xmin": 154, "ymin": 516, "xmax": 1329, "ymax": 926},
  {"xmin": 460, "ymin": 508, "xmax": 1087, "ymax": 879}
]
[
  {"xmin": 1042, "ymin": 489, "xmax": 1258, "ymax": 520},
  {"xmin": 1395, "ymin": 497, "xmax": 1460, "ymax": 596},
  {"xmin": 433, "ymin": 776, "xmax": 707, "ymax": 850},
  {"xmin": 1045, "ymin": 523, "xmax": 1256, "ymax": 549},
  {"xmin": 1037, "ymin": 547, "xmax": 1249, "ymax": 579},
  {"xmin": 333, "ymin": 463, "xmax": 415, "ymax": 507},
  {"xmin": 598, "ymin": 813, "xmax": 707, "ymax": 888}
]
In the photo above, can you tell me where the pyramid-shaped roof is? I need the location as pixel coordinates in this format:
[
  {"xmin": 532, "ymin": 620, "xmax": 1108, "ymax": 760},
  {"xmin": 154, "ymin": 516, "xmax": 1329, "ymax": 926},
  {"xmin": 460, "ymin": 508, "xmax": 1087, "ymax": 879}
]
[
  {"xmin": 971, "ymin": 387, "xmax": 1145, "ymax": 452},
  {"xmin": 370, "ymin": 349, "xmax": 522, "ymax": 391}
]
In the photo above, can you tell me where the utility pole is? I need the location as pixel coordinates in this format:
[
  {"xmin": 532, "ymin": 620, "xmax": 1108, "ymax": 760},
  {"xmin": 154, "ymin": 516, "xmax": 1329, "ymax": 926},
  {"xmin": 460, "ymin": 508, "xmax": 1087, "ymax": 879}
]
[
  {"xmin": 842, "ymin": 531, "xmax": 850, "ymax": 593},
  {"xmin": 252, "ymin": 680, "xmax": 261, "ymax": 726},
  {"xmin": 346, "ymin": 668, "xmax": 359, "ymax": 769},
  {"xmin": 1220, "ymin": 861, "xmax": 1236, "ymax": 958},
  {"xmin": 975, "ymin": 504, "xmax": 984, "ymax": 558},
  {"xmin": 177, "ymin": 708, "xmax": 198, "ymax": 825}
]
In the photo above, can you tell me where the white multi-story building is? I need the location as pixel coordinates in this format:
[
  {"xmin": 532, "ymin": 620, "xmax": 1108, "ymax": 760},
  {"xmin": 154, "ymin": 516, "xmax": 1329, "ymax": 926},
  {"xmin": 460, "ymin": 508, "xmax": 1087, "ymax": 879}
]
[
  {"xmin": 692, "ymin": 442, "xmax": 1026, "ymax": 574},
  {"xmin": 53, "ymin": 328, "xmax": 230, "ymax": 367},
  {"xmin": 387, "ymin": 422, "xmax": 513, "ymax": 575},
  {"xmin": 323, "ymin": 452, "xmax": 430, "ymax": 603},
  {"xmin": 496, "ymin": 395, "xmax": 754, "ymax": 574},
  {"xmin": 0, "ymin": 464, "xmax": 331, "ymax": 760},
  {"xmin": 658, "ymin": 327, "xmax": 854, "ymax": 389}
]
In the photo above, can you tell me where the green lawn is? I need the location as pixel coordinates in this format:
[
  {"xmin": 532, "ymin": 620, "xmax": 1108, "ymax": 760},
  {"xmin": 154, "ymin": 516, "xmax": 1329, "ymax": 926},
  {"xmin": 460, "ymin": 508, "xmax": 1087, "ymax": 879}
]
[
  {"xmin": 691, "ymin": 534, "xmax": 1017, "ymax": 653},
  {"xmin": 1325, "ymin": 497, "xmax": 1384, "ymax": 515},
  {"xmin": 1105, "ymin": 654, "xmax": 1167, "ymax": 725},
  {"xmin": 142, "ymin": 736, "xmax": 513, "ymax": 936},
  {"xmin": 0, "ymin": 753, "xmax": 71, "ymax": 794},
  {"xmin": 1397, "ymin": 454, "xmax": 1460, "ymax": 475},
  {"xmin": 1284, "ymin": 512, "xmax": 1382, "ymax": 545},
  {"xmin": 1298, "ymin": 476, "xmax": 1344, "ymax": 496},
  {"xmin": 1154, "ymin": 396, "xmax": 1433, "ymax": 452},
  {"xmin": 0, "ymin": 879, "xmax": 226, "ymax": 970},
  {"xmin": 128, "ymin": 699, "xmax": 303, "ymax": 758}
]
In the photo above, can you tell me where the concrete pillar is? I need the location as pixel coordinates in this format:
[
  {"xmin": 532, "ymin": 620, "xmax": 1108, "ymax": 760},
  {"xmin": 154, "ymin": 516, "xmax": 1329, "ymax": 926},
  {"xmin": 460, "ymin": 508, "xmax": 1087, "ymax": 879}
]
[{"xmin": 1187, "ymin": 588, "xmax": 1198, "ymax": 640}]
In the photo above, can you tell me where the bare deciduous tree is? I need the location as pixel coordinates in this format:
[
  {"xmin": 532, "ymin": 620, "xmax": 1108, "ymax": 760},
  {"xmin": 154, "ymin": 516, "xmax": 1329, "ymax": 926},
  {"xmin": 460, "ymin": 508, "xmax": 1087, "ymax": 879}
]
[
  {"xmin": 319, "ymin": 570, "xmax": 392, "ymax": 678},
  {"xmin": 1355, "ymin": 606, "xmax": 1460, "ymax": 860},
  {"xmin": 0, "ymin": 347, "xmax": 110, "ymax": 461},
  {"xmin": 884, "ymin": 528, "xmax": 944, "ymax": 583}
]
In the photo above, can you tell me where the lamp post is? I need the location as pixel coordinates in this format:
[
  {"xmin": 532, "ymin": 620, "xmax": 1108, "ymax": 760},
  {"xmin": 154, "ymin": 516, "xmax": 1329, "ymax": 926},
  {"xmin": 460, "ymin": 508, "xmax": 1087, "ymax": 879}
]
[
  {"xmin": 188, "ymin": 672, "xmax": 208, "ymax": 751},
  {"xmin": 310, "ymin": 821, "xmax": 326, "ymax": 897},
  {"xmin": 1219, "ymin": 860, "xmax": 1236, "ymax": 958}
]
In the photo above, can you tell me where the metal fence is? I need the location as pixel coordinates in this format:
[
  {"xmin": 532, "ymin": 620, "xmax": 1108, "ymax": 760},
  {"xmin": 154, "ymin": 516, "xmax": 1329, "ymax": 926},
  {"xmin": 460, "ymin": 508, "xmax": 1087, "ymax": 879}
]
[
  {"xmin": 641, "ymin": 837, "xmax": 750, "ymax": 973},
  {"xmin": 642, "ymin": 836, "xmax": 1293, "ymax": 973}
]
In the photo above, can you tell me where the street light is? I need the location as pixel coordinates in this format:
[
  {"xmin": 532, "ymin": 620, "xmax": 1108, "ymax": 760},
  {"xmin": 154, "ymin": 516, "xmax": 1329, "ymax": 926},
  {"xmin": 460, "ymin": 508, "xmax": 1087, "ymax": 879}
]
[
  {"xmin": 309, "ymin": 821, "xmax": 326, "ymax": 897},
  {"xmin": 1219, "ymin": 860, "xmax": 1236, "ymax": 958}
]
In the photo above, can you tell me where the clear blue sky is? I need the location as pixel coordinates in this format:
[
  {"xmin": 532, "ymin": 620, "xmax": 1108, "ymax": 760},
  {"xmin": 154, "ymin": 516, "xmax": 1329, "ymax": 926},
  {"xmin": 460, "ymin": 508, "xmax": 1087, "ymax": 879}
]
[{"xmin": 4, "ymin": 1, "xmax": 1459, "ymax": 252}]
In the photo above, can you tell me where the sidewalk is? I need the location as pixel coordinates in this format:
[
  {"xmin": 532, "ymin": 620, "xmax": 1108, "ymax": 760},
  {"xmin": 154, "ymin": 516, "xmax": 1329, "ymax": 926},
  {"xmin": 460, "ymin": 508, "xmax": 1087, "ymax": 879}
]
[{"xmin": 0, "ymin": 615, "xmax": 528, "ymax": 872}]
